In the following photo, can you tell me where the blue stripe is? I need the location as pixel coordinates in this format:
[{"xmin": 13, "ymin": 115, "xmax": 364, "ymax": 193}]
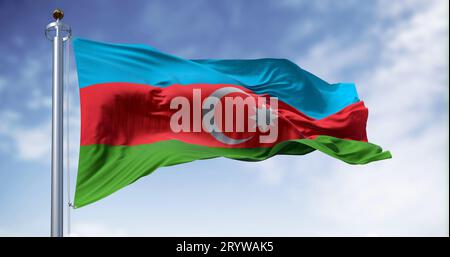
[{"xmin": 73, "ymin": 38, "xmax": 359, "ymax": 119}]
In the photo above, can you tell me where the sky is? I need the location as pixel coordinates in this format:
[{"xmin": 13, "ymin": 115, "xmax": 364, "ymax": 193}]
[{"xmin": 0, "ymin": 0, "xmax": 448, "ymax": 236}]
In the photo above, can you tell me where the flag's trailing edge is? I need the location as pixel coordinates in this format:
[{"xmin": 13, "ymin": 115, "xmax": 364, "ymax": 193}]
[{"xmin": 73, "ymin": 38, "xmax": 391, "ymax": 208}]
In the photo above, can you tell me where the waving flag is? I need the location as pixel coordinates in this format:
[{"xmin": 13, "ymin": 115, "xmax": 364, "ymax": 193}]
[{"xmin": 73, "ymin": 38, "xmax": 391, "ymax": 207}]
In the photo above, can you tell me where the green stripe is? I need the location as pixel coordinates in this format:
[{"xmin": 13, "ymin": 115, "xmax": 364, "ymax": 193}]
[{"xmin": 74, "ymin": 136, "xmax": 391, "ymax": 208}]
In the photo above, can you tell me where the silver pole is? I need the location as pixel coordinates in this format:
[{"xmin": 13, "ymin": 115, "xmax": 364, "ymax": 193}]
[{"xmin": 45, "ymin": 9, "xmax": 71, "ymax": 237}]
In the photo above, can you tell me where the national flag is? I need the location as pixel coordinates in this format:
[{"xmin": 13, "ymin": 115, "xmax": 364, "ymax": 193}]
[{"xmin": 73, "ymin": 38, "xmax": 391, "ymax": 208}]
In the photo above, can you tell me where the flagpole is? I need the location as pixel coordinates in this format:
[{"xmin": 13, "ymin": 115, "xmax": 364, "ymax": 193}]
[{"xmin": 45, "ymin": 9, "xmax": 71, "ymax": 237}]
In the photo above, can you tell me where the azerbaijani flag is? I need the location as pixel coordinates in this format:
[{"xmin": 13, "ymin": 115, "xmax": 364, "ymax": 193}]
[{"xmin": 73, "ymin": 38, "xmax": 391, "ymax": 208}]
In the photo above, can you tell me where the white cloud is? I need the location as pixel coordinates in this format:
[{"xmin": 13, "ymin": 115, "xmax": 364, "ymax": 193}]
[
  {"xmin": 0, "ymin": 104, "xmax": 78, "ymax": 163},
  {"xmin": 298, "ymin": 38, "xmax": 374, "ymax": 82},
  {"xmin": 0, "ymin": 110, "xmax": 21, "ymax": 133},
  {"xmin": 13, "ymin": 123, "xmax": 51, "ymax": 161},
  {"xmin": 70, "ymin": 222, "xmax": 128, "ymax": 237},
  {"xmin": 245, "ymin": 158, "xmax": 286, "ymax": 186},
  {"xmin": 26, "ymin": 88, "xmax": 52, "ymax": 110},
  {"xmin": 0, "ymin": 110, "xmax": 51, "ymax": 162},
  {"xmin": 0, "ymin": 40, "xmax": 80, "ymax": 163},
  {"xmin": 253, "ymin": 0, "xmax": 449, "ymax": 236},
  {"xmin": 375, "ymin": 0, "xmax": 428, "ymax": 20}
]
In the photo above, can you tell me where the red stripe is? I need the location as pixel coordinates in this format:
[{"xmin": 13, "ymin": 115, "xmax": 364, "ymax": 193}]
[{"xmin": 80, "ymin": 82, "xmax": 368, "ymax": 148}]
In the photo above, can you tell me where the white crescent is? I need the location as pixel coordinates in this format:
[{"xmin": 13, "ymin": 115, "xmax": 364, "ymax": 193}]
[{"xmin": 202, "ymin": 87, "xmax": 254, "ymax": 145}]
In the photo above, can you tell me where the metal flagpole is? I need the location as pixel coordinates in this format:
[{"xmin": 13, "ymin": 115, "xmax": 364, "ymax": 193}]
[{"xmin": 45, "ymin": 9, "xmax": 71, "ymax": 237}]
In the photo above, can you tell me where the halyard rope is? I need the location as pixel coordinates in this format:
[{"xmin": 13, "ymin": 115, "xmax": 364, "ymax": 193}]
[{"xmin": 65, "ymin": 37, "xmax": 73, "ymax": 237}]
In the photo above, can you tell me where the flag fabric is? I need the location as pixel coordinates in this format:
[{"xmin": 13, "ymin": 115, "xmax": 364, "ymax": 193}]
[{"xmin": 73, "ymin": 38, "xmax": 391, "ymax": 208}]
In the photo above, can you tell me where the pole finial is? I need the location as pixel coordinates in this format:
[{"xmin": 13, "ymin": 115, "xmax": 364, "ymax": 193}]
[
  {"xmin": 46, "ymin": 9, "xmax": 71, "ymax": 41},
  {"xmin": 52, "ymin": 9, "xmax": 64, "ymax": 20}
]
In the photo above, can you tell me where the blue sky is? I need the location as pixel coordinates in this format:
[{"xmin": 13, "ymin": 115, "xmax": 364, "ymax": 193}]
[{"xmin": 0, "ymin": 0, "xmax": 448, "ymax": 236}]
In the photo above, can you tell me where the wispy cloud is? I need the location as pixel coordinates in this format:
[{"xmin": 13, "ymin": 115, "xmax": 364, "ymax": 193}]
[
  {"xmin": 0, "ymin": 110, "xmax": 50, "ymax": 161},
  {"xmin": 251, "ymin": 0, "xmax": 449, "ymax": 236},
  {"xmin": 70, "ymin": 221, "xmax": 128, "ymax": 237}
]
